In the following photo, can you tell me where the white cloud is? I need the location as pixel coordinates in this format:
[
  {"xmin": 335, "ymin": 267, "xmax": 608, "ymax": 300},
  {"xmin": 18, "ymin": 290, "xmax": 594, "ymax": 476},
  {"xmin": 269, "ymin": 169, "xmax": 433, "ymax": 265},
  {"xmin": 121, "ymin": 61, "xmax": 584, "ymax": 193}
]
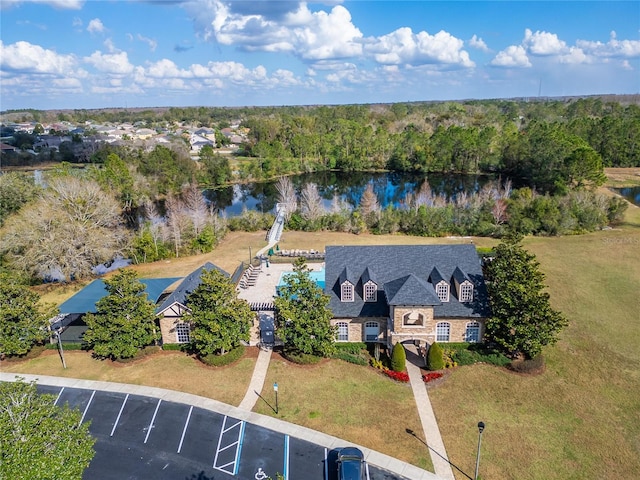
[
  {"xmin": 469, "ymin": 34, "xmax": 490, "ymax": 53},
  {"xmin": 365, "ymin": 27, "xmax": 474, "ymax": 68},
  {"xmin": 557, "ymin": 47, "xmax": 589, "ymax": 65},
  {"xmin": 577, "ymin": 31, "xmax": 640, "ymax": 58},
  {"xmin": 523, "ymin": 29, "xmax": 567, "ymax": 55},
  {"xmin": 0, "ymin": 40, "xmax": 76, "ymax": 74},
  {"xmin": 490, "ymin": 45, "xmax": 531, "ymax": 68},
  {"xmin": 103, "ymin": 38, "xmax": 118, "ymax": 53},
  {"xmin": 84, "ymin": 51, "xmax": 134, "ymax": 74},
  {"xmin": 87, "ymin": 18, "xmax": 106, "ymax": 34},
  {"xmin": 183, "ymin": 1, "xmax": 362, "ymax": 61},
  {"xmin": 137, "ymin": 34, "xmax": 158, "ymax": 52}
]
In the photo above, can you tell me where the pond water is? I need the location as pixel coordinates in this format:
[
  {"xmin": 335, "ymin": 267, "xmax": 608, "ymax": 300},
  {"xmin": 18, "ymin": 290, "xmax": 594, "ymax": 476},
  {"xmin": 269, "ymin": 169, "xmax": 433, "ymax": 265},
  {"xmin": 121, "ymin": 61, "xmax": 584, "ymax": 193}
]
[
  {"xmin": 612, "ymin": 186, "xmax": 640, "ymax": 207},
  {"xmin": 205, "ymin": 171, "xmax": 497, "ymax": 216}
]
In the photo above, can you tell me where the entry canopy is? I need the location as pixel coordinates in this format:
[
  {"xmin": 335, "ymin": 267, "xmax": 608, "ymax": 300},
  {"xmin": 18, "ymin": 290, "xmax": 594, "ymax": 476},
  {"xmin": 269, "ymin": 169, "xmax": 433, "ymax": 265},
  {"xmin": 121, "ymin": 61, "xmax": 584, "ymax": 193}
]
[{"xmin": 58, "ymin": 277, "xmax": 182, "ymax": 315}]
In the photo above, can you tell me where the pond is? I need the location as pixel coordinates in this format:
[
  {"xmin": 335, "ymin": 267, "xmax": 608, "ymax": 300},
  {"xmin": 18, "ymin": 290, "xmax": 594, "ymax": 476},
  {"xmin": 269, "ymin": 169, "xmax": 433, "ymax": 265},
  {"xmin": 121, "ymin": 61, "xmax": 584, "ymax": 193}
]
[
  {"xmin": 612, "ymin": 186, "xmax": 640, "ymax": 207},
  {"xmin": 205, "ymin": 171, "xmax": 498, "ymax": 216}
]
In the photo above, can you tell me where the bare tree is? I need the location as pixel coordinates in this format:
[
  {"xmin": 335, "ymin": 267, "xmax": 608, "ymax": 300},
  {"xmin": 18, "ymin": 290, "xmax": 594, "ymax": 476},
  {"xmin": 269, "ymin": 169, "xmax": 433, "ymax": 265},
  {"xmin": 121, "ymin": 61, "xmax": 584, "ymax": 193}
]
[
  {"xmin": 359, "ymin": 183, "xmax": 380, "ymax": 216},
  {"xmin": 165, "ymin": 193, "xmax": 188, "ymax": 257},
  {"xmin": 0, "ymin": 177, "xmax": 127, "ymax": 281},
  {"xmin": 275, "ymin": 176, "xmax": 297, "ymax": 220},
  {"xmin": 181, "ymin": 183, "xmax": 208, "ymax": 236},
  {"xmin": 300, "ymin": 183, "xmax": 325, "ymax": 221},
  {"xmin": 492, "ymin": 198, "xmax": 509, "ymax": 225}
]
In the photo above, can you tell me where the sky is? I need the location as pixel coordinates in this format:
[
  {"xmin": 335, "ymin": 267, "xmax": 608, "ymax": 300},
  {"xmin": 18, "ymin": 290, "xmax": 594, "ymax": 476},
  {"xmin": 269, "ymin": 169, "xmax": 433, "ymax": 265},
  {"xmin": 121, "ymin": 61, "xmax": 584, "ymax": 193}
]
[{"xmin": 1, "ymin": 0, "xmax": 639, "ymax": 111}]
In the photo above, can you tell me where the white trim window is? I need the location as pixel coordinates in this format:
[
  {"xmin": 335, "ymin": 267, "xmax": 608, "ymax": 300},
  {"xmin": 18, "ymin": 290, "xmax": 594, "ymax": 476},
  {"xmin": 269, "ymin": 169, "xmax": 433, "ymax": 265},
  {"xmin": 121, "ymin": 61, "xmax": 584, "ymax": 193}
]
[
  {"xmin": 460, "ymin": 282, "xmax": 474, "ymax": 302},
  {"xmin": 365, "ymin": 321, "xmax": 379, "ymax": 341},
  {"xmin": 436, "ymin": 281, "xmax": 449, "ymax": 302},
  {"xmin": 436, "ymin": 322, "xmax": 451, "ymax": 342},
  {"xmin": 336, "ymin": 322, "xmax": 349, "ymax": 341},
  {"xmin": 341, "ymin": 281, "xmax": 354, "ymax": 302},
  {"xmin": 176, "ymin": 322, "xmax": 191, "ymax": 343},
  {"xmin": 465, "ymin": 321, "xmax": 481, "ymax": 343},
  {"xmin": 363, "ymin": 281, "xmax": 377, "ymax": 302}
]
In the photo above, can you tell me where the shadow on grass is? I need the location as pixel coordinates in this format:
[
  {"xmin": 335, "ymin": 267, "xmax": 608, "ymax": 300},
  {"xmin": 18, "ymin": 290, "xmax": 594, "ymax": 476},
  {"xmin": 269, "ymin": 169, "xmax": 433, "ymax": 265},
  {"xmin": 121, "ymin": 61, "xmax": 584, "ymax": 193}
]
[
  {"xmin": 406, "ymin": 428, "xmax": 473, "ymax": 480},
  {"xmin": 255, "ymin": 390, "xmax": 277, "ymax": 414}
]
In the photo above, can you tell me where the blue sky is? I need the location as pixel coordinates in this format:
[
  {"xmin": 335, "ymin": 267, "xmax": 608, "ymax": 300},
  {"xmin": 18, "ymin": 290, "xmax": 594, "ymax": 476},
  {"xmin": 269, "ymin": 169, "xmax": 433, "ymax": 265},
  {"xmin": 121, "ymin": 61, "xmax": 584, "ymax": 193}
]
[{"xmin": 1, "ymin": 0, "xmax": 638, "ymax": 110}]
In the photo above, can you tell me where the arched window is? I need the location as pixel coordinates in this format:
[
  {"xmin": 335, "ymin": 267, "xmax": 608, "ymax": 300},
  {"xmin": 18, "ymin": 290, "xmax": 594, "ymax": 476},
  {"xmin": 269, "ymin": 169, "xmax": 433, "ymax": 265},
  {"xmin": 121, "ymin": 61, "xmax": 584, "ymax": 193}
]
[
  {"xmin": 465, "ymin": 321, "xmax": 481, "ymax": 343},
  {"xmin": 336, "ymin": 322, "xmax": 349, "ymax": 341},
  {"xmin": 365, "ymin": 321, "xmax": 379, "ymax": 342},
  {"xmin": 460, "ymin": 282, "xmax": 474, "ymax": 302},
  {"xmin": 341, "ymin": 282, "xmax": 354, "ymax": 302},
  {"xmin": 436, "ymin": 322, "xmax": 450, "ymax": 342},
  {"xmin": 364, "ymin": 281, "xmax": 377, "ymax": 302},
  {"xmin": 176, "ymin": 323, "xmax": 191, "ymax": 343}
]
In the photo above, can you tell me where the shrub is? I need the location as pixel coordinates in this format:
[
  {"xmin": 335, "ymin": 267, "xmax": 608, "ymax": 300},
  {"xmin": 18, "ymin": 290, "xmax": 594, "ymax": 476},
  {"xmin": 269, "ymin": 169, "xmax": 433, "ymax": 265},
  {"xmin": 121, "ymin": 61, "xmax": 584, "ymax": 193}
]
[
  {"xmin": 333, "ymin": 351, "xmax": 368, "ymax": 366},
  {"xmin": 383, "ymin": 369, "xmax": 409, "ymax": 382},
  {"xmin": 200, "ymin": 345, "xmax": 245, "ymax": 367},
  {"xmin": 334, "ymin": 342, "xmax": 366, "ymax": 355},
  {"xmin": 45, "ymin": 342, "xmax": 86, "ymax": 351},
  {"xmin": 507, "ymin": 354, "xmax": 545, "ymax": 374},
  {"xmin": 162, "ymin": 343, "xmax": 187, "ymax": 351},
  {"xmin": 422, "ymin": 372, "xmax": 443, "ymax": 383},
  {"xmin": 390, "ymin": 343, "xmax": 406, "ymax": 372},
  {"xmin": 282, "ymin": 349, "xmax": 323, "ymax": 365},
  {"xmin": 427, "ymin": 342, "xmax": 445, "ymax": 371},
  {"xmin": 115, "ymin": 345, "xmax": 161, "ymax": 363},
  {"xmin": 370, "ymin": 358, "xmax": 385, "ymax": 370}
]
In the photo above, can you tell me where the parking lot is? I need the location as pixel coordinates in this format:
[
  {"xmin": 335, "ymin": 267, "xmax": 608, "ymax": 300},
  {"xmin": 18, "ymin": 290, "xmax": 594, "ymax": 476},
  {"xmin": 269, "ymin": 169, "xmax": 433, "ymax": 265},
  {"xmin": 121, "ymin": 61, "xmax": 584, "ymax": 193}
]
[{"xmin": 37, "ymin": 384, "xmax": 408, "ymax": 480}]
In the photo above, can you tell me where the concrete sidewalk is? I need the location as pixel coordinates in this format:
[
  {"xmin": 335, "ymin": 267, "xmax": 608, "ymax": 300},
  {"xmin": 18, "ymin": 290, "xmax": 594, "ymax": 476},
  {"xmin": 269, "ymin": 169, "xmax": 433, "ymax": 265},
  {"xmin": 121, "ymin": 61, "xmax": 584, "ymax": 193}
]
[
  {"xmin": 405, "ymin": 345, "xmax": 456, "ymax": 480},
  {"xmin": 238, "ymin": 346, "xmax": 272, "ymax": 410},
  {"xmin": 1, "ymin": 372, "xmax": 442, "ymax": 480}
]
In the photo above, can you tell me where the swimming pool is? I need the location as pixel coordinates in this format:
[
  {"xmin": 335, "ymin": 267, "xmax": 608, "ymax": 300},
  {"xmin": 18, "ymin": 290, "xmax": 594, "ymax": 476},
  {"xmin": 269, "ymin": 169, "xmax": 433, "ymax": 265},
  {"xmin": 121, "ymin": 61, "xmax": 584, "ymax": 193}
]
[{"xmin": 277, "ymin": 269, "xmax": 326, "ymax": 292}]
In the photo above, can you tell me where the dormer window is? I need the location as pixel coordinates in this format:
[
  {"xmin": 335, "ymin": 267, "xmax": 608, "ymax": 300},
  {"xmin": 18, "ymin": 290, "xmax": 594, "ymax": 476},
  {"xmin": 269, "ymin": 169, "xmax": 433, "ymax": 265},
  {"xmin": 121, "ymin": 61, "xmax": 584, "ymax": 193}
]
[
  {"xmin": 363, "ymin": 281, "xmax": 377, "ymax": 302},
  {"xmin": 435, "ymin": 281, "xmax": 449, "ymax": 302},
  {"xmin": 459, "ymin": 282, "xmax": 474, "ymax": 302},
  {"xmin": 341, "ymin": 281, "xmax": 354, "ymax": 302}
]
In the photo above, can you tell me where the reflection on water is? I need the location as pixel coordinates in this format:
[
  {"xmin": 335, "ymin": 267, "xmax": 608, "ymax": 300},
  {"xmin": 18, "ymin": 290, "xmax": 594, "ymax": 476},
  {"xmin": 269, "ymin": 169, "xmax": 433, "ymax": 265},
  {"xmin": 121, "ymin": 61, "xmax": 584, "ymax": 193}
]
[
  {"xmin": 205, "ymin": 171, "xmax": 496, "ymax": 216},
  {"xmin": 612, "ymin": 186, "xmax": 640, "ymax": 207}
]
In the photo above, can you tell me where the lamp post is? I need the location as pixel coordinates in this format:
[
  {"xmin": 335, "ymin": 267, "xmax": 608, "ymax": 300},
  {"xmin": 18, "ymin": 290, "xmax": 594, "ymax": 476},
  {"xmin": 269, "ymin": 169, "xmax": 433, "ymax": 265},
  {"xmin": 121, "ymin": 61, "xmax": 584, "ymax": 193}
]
[
  {"xmin": 55, "ymin": 330, "xmax": 67, "ymax": 369},
  {"xmin": 273, "ymin": 382, "xmax": 279, "ymax": 414},
  {"xmin": 474, "ymin": 421, "xmax": 485, "ymax": 480}
]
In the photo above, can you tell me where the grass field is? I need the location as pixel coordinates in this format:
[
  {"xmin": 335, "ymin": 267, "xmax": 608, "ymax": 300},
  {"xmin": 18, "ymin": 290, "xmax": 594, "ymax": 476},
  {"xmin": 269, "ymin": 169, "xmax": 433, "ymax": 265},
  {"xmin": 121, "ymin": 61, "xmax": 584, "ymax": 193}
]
[
  {"xmin": 8, "ymin": 173, "xmax": 640, "ymax": 479},
  {"xmin": 3, "ymin": 349, "xmax": 256, "ymax": 407}
]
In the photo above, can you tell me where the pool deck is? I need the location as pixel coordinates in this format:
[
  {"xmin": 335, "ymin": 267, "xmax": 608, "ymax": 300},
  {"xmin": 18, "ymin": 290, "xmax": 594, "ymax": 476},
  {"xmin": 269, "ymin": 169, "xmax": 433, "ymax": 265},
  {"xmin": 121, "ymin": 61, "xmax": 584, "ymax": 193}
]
[{"xmin": 237, "ymin": 262, "xmax": 325, "ymax": 306}]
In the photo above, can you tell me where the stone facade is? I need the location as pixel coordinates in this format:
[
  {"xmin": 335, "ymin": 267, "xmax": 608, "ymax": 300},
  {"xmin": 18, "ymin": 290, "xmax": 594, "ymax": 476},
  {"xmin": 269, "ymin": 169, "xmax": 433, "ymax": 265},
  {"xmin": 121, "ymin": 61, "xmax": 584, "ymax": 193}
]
[{"xmin": 331, "ymin": 317, "xmax": 388, "ymax": 343}]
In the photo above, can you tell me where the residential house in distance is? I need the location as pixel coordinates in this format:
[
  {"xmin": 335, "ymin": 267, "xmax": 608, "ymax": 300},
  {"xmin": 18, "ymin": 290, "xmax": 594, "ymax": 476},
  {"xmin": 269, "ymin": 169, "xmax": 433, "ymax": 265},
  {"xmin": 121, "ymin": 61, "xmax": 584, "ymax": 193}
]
[
  {"xmin": 156, "ymin": 262, "xmax": 230, "ymax": 345},
  {"xmin": 324, "ymin": 244, "xmax": 490, "ymax": 349}
]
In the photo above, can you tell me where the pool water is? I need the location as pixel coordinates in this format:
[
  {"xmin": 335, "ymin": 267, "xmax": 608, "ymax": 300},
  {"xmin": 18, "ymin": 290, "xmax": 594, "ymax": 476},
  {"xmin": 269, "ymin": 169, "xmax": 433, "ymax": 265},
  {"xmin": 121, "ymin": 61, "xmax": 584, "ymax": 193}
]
[{"xmin": 277, "ymin": 269, "xmax": 326, "ymax": 292}]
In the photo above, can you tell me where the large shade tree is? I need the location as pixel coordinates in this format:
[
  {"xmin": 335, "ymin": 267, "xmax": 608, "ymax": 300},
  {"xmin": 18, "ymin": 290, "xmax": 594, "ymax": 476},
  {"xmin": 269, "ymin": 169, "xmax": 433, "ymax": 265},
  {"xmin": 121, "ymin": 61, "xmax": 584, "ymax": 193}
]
[
  {"xmin": 0, "ymin": 176, "xmax": 128, "ymax": 281},
  {"xmin": 0, "ymin": 274, "xmax": 53, "ymax": 356},
  {"xmin": 186, "ymin": 268, "xmax": 253, "ymax": 357},
  {"xmin": 0, "ymin": 378, "xmax": 96, "ymax": 480},
  {"xmin": 483, "ymin": 237, "xmax": 568, "ymax": 359},
  {"xmin": 83, "ymin": 269, "xmax": 158, "ymax": 359},
  {"xmin": 274, "ymin": 258, "xmax": 336, "ymax": 357}
]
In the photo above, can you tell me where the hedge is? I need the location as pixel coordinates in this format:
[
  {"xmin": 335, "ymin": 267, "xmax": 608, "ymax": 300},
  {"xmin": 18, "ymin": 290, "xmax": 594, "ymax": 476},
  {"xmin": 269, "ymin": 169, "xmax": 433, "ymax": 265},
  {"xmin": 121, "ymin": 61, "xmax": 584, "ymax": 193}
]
[{"xmin": 199, "ymin": 345, "xmax": 245, "ymax": 367}]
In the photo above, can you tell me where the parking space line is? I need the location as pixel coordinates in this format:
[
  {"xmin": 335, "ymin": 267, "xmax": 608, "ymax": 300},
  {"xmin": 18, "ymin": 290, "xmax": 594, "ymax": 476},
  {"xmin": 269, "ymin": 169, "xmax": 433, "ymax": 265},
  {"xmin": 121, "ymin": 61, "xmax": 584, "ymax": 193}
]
[
  {"xmin": 283, "ymin": 435, "xmax": 290, "ymax": 480},
  {"xmin": 213, "ymin": 415, "xmax": 245, "ymax": 475},
  {"xmin": 234, "ymin": 421, "xmax": 246, "ymax": 476},
  {"xmin": 324, "ymin": 448, "xmax": 328, "ymax": 480},
  {"xmin": 53, "ymin": 387, "xmax": 64, "ymax": 406},
  {"xmin": 110, "ymin": 393, "xmax": 129, "ymax": 437},
  {"xmin": 79, "ymin": 390, "xmax": 96, "ymax": 425},
  {"xmin": 144, "ymin": 399, "xmax": 162, "ymax": 444},
  {"xmin": 177, "ymin": 405, "xmax": 193, "ymax": 454}
]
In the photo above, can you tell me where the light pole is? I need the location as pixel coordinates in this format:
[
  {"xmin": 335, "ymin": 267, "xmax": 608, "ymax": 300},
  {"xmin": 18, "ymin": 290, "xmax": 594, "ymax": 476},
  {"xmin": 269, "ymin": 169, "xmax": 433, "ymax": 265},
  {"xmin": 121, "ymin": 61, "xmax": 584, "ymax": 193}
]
[
  {"xmin": 273, "ymin": 382, "xmax": 279, "ymax": 414},
  {"xmin": 475, "ymin": 421, "xmax": 485, "ymax": 480},
  {"xmin": 55, "ymin": 330, "xmax": 67, "ymax": 369}
]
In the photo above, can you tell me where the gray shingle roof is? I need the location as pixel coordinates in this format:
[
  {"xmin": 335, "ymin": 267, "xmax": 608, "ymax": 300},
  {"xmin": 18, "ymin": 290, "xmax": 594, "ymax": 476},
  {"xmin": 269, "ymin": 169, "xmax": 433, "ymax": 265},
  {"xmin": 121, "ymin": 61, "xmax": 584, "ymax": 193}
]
[
  {"xmin": 325, "ymin": 244, "xmax": 490, "ymax": 319},
  {"xmin": 155, "ymin": 262, "xmax": 229, "ymax": 314}
]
